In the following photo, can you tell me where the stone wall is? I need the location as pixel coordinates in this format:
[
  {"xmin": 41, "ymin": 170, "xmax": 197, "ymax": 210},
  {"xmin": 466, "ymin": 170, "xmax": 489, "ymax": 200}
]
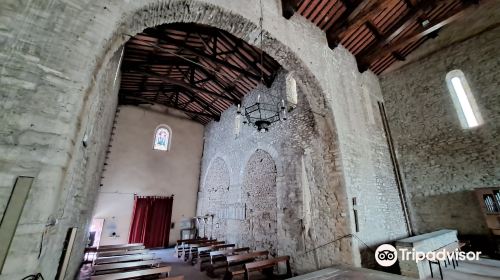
[
  {"xmin": 197, "ymin": 72, "xmax": 348, "ymax": 273},
  {"xmin": 242, "ymin": 150, "xmax": 278, "ymax": 255},
  {"xmin": 0, "ymin": 41, "xmax": 121, "ymax": 278},
  {"xmin": 200, "ymin": 157, "xmax": 230, "ymax": 240},
  {"xmin": 0, "ymin": 0, "xmax": 407, "ymax": 277},
  {"xmin": 380, "ymin": 26, "xmax": 500, "ymax": 235},
  {"xmin": 197, "ymin": 71, "xmax": 408, "ymax": 272}
]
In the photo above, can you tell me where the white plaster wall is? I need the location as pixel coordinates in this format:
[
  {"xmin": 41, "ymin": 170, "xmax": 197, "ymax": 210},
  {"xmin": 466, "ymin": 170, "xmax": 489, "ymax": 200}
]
[{"xmin": 92, "ymin": 105, "xmax": 204, "ymax": 246}]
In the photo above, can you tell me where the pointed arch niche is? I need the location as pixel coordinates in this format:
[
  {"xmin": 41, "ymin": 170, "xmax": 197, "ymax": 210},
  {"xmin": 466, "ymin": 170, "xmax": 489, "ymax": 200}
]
[{"xmin": 242, "ymin": 149, "xmax": 278, "ymax": 256}]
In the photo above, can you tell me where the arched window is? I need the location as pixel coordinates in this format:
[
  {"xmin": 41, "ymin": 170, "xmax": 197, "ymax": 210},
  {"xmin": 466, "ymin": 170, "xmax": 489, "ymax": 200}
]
[
  {"xmin": 446, "ymin": 70, "xmax": 483, "ymax": 129},
  {"xmin": 153, "ymin": 125, "xmax": 171, "ymax": 151}
]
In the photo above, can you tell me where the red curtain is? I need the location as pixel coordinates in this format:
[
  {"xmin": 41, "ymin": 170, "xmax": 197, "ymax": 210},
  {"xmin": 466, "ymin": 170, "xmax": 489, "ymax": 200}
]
[{"xmin": 129, "ymin": 196, "xmax": 174, "ymax": 248}]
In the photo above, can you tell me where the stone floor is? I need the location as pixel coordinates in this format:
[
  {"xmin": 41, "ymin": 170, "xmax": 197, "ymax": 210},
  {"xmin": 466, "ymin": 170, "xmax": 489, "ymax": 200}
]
[
  {"xmin": 78, "ymin": 248, "xmax": 214, "ymax": 280},
  {"xmin": 290, "ymin": 258, "xmax": 500, "ymax": 280},
  {"xmin": 422, "ymin": 258, "xmax": 500, "ymax": 280},
  {"xmin": 79, "ymin": 249, "xmax": 500, "ymax": 280}
]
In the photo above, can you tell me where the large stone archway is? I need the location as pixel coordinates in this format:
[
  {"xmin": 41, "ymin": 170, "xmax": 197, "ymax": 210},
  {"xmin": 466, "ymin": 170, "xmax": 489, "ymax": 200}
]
[{"xmin": 0, "ymin": 0, "xmax": 410, "ymax": 278}]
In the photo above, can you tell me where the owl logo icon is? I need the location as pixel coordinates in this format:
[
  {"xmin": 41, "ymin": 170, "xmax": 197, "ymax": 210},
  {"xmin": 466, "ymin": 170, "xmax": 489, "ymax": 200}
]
[{"xmin": 375, "ymin": 244, "xmax": 398, "ymax": 267}]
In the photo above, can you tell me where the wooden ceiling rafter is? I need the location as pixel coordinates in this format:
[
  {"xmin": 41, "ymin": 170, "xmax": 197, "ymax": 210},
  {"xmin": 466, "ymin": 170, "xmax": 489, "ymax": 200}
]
[
  {"xmin": 119, "ymin": 23, "xmax": 281, "ymax": 125},
  {"xmin": 285, "ymin": 0, "xmax": 483, "ymax": 74}
]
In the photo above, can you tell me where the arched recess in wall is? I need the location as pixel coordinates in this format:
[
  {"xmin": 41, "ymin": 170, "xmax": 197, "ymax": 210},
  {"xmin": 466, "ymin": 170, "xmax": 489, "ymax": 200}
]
[
  {"xmin": 201, "ymin": 157, "xmax": 230, "ymax": 240},
  {"xmin": 242, "ymin": 149, "xmax": 278, "ymax": 256}
]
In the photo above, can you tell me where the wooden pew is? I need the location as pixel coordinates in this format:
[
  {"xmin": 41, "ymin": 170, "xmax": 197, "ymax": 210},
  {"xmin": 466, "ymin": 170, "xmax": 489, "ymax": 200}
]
[
  {"xmin": 187, "ymin": 240, "xmax": 225, "ymax": 262},
  {"xmin": 206, "ymin": 247, "xmax": 251, "ymax": 277},
  {"xmin": 210, "ymin": 247, "xmax": 251, "ymax": 264},
  {"xmin": 94, "ymin": 253, "xmax": 155, "ymax": 265},
  {"xmin": 93, "ymin": 259, "xmax": 163, "ymax": 275},
  {"xmin": 97, "ymin": 249, "xmax": 149, "ymax": 258},
  {"xmin": 176, "ymin": 238, "xmax": 207, "ymax": 258},
  {"xmin": 97, "ymin": 243, "xmax": 144, "ymax": 252},
  {"xmin": 244, "ymin": 256, "xmax": 292, "ymax": 280},
  {"xmin": 198, "ymin": 244, "xmax": 236, "ymax": 271},
  {"xmin": 182, "ymin": 239, "xmax": 217, "ymax": 261},
  {"xmin": 90, "ymin": 266, "xmax": 171, "ymax": 280},
  {"xmin": 223, "ymin": 251, "xmax": 268, "ymax": 280}
]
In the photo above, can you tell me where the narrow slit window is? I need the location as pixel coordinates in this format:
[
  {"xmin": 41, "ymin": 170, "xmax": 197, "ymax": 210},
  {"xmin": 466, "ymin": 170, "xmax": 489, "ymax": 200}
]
[{"xmin": 446, "ymin": 70, "xmax": 482, "ymax": 129}]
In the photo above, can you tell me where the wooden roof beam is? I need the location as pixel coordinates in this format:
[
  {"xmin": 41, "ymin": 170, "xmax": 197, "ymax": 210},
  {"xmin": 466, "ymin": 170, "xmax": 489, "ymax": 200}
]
[
  {"xmin": 147, "ymin": 28, "xmax": 271, "ymax": 87},
  {"xmin": 357, "ymin": 1, "xmax": 478, "ymax": 72},
  {"xmin": 326, "ymin": 0, "xmax": 399, "ymax": 48},
  {"xmin": 124, "ymin": 68, "xmax": 238, "ymax": 103},
  {"xmin": 122, "ymin": 59, "xmax": 241, "ymax": 101},
  {"xmin": 122, "ymin": 95, "xmax": 220, "ymax": 121}
]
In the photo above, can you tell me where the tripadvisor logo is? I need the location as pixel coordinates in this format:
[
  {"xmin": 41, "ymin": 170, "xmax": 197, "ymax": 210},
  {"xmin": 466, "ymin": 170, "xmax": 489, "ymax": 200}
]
[
  {"xmin": 375, "ymin": 244, "xmax": 398, "ymax": 267},
  {"xmin": 375, "ymin": 243, "xmax": 482, "ymax": 267}
]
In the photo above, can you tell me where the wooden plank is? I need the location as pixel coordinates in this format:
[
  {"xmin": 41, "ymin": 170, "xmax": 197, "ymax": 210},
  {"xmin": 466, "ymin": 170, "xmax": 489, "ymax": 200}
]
[
  {"xmin": 93, "ymin": 259, "xmax": 162, "ymax": 274},
  {"xmin": 97, "ymin": 249, "xmax": 149, "ymax": 258},
  {"xmin": 223, "ymin": 251, "xmax": 269, "ymax": 279},
  {"xmin": 245, "ymin": 255, "xmax": 290, "ymax": 272},
  {"xmin": 209, "ymin": 247, "xmax": 251, "ymax": 266},
  {"xmin": 97, "ymin": 243, "xmax": 144, "ymax": 251},
  {"xmin": 90, "ymin": 266, "xmax": 171, "ymax": 280},
  {"xmin": 94, "ymin": 254, "xmax": 155, "ymax": 265},
  {"xmin": 125, "ymin": 69, "xmax": 238, "ymax": 103},
  {"xmin": 226, "ymin": 251, "xmax": 269, "ymax": 265},
  {"xmin": 326, "ymin": 0, "xmax": 400, "ymax": 47},
  {"xmin": 123, "ymin": 95, "xmax": 221, "ymax": 120},
  {"xmin": 57, "ymin": 228, "xmax": 78, "ymax": 280},
  {"xmin": 357, "ymin": 3, "xmax": 473, "ymax": 69},
  {"xmin": 245, "ymin": 256, "xmax": 292, "ymax": 279},
  {"xmin": 0, "ymin": 177, "xmax": 34, "ymax": 272}
]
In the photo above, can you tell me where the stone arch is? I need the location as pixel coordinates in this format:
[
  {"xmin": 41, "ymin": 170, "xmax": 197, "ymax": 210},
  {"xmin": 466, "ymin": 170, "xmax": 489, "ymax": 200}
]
[
  {"xmin": 0, "ymin": 1, "xmax": 354, "ymax": 278},
  {"xmin": 242, "ymin": 149, "xmax": 278, "ymax": 256},
  {"xmin": 99, "ymin": 0, "xmax": 337, "ymax": 137},
  {"xmin": 238, "ymin": 144, "xmax": 282, "ymax": 186}
]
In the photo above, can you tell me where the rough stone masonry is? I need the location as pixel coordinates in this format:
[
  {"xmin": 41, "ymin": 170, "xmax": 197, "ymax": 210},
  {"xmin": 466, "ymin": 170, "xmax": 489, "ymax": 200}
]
[
  {"xmin": 0, "ymin": 0, "xmax": 407, "ymax": 278},
  {"xmin": 380, "ymin": 22, "xmax": 500, "ymax": 236}
]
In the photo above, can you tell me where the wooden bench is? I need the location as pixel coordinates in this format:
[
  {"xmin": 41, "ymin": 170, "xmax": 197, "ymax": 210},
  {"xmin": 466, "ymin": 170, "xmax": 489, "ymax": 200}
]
[
  {"xmin": 97, "ymin": 243, "xmax": 144, "ymax": 252},
  {"xmin": 93, "ymin": 259, "xmax": 163, "ymax": 275},
  {"xmin": 176, "ymin": 238, "xmax": 207, "ymax": 258},
  {"xmin": 244, "ymin": 256, "xmax": 292, "ymax": 280},
  {"xmin": 97, "ymin": 249, "xmax": 149, "ymax": 258},
  {"xmin": 198, "ymin": 244, "xmax": 236, "ymax": 271},
  {"xmin": 223, "ymin": 251, "xmax": 268, "ymax": 280},
  {"xmin": 182, "ymin": 239, "xmax": 218, "ymax": 261},
  {"xmin": 206, "ymin": 247, "xmax": 251, "ymax": 277},
  {"xmin": 90, "ymin": 266, "xmax": 171, "ymax": 280},
  {"xmin": 210, "ymin": 247, "xmax": 251, "ymax": 264},
  {"xmin": 94, "ymin": 253, "xmax": 155, "ymax": 265},
  {"xmin": 188, "ymin": 241, "xmax": 225, "ymax": 262}
]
